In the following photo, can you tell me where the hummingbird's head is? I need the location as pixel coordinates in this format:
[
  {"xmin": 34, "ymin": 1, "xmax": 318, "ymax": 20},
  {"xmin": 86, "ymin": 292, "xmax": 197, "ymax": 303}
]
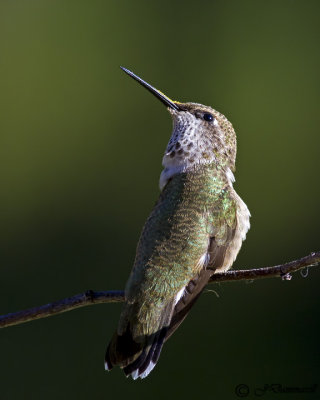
[
  {"xmin": 120, "ymin": 67, "xmax": 237, "ymax": 190},
  {"xmin": 164, "ymin": 102, "xmax": 236, "ymax": 174}
]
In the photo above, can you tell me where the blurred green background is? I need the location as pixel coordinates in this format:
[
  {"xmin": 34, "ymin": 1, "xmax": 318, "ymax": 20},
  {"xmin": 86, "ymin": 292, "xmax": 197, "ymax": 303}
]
[{"xmin": 1, "ymin": 0, "xmax": 319, "ymax": 399}]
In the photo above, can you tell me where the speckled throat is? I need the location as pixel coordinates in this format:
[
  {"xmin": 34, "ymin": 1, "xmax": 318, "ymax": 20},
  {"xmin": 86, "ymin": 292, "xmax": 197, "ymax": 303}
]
[{"xmin": 160, "ymin": 103, "xmax": 236, "ymax": 190}]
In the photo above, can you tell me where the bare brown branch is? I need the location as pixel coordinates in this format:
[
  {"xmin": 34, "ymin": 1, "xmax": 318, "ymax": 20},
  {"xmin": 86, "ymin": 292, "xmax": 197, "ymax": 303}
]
[
  {"xmin": 208, "ymin": 251, "xmax": 320, "ymax": 282},
  {"xmin": 1, "ymin": 251, "xmax": 319, "ymax": 329},
  {"xmin": 0, "ymin": 291, "xmax": 124, "ymax": 329}
]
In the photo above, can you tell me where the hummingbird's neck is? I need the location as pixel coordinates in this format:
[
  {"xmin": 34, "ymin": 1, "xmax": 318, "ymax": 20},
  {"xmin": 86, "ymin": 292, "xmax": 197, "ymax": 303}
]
[{"xmin": 159, "ymin": 161, "xmax": 235, "ymax": 191}]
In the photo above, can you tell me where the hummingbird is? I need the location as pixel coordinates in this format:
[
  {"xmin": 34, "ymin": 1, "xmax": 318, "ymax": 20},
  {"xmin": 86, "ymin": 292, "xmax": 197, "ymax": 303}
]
[{"xmin": 105, "ymin": 67, "xmax": 250, "ymax": 379}]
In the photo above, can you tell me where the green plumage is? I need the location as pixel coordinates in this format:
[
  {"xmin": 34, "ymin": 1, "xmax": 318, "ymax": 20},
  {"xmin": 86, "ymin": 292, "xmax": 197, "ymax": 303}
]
[{"xmin": 123, "ymin": 163, "xmax": 236, "ymax": 337}]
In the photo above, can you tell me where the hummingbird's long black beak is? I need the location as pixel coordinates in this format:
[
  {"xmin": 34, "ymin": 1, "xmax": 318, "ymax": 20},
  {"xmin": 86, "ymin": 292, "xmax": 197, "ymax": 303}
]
[{"xmin": 120, "ymin": 67, "xmax": 180, "ymax": 111}]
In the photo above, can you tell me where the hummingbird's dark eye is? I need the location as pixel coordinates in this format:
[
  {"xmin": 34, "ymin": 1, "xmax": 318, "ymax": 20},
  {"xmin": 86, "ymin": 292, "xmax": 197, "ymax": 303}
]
[{"xmin": 203, "ymin": 113, "xmax": 214, "ymax": 122}]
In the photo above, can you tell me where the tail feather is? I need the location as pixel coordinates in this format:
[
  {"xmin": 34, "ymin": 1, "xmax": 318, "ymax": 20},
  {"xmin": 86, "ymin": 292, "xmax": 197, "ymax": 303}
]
[
  {"xmin": 105, "ymin": 326, "xmax": 168, "ymax": 380},
  {"xmin": 123, "ymin": 327, "xmax": 168, "ymax": 379},
  {"xmin": 104, "ymin": 326, "xmax": 142, "ymax": 371},
  {"xmin": 105, "ymin": 270, "xmax": 214, "ymax": 379}
]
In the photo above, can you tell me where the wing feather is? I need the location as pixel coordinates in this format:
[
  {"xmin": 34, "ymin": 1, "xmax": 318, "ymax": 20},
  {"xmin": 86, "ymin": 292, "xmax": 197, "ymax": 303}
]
[{"xmin": 165, "ymin": 197, "xmax": 238, "ymax": 341}]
